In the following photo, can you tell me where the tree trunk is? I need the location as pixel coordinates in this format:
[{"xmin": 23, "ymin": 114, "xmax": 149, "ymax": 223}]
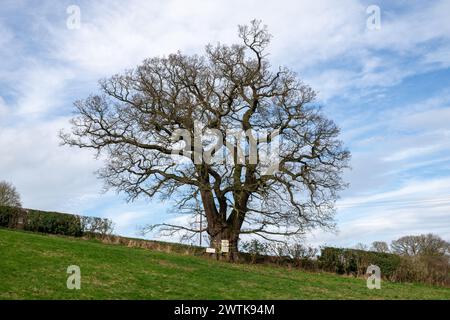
[
  {"xmin": 200, "ymin": 189, "xmax": 243, "ymax": 262},
  {"xmin": 210, "ymin": 229, "xmax": 240, "ymax": 262}
]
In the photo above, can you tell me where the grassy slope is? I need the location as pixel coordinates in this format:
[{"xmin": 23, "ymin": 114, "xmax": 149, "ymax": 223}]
[{"xmin": 0, "ymin": 228, "xmax": 449, "ymax": 300}]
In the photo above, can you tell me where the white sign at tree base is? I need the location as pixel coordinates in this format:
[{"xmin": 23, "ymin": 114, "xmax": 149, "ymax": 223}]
[
  {"xmin": 206, "ymin": 247, "xmax": 216, "ymax": 253},
  {"xmin": 221, "ymin": 240, "xmax": 229, "ymax": 253}
]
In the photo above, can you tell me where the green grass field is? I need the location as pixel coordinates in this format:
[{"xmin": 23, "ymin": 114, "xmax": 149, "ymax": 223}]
[{"xmin": 0, "ymin": 228, "xmax": 449, "ymax": 300}]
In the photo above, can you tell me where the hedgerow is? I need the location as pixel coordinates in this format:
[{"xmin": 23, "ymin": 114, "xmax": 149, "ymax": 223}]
[
  {"xmin": 319, "ymin": 247, "xmax": 401, "ymax": 279},
  {"xmin": 0, "ymin": 206, "xmax": 113, "ymax": 237}
]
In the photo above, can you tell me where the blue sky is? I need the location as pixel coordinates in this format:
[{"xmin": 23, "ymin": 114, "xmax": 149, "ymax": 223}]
[{"xmin": 1, "ymin": 0, "xmax": 449, "ymax": 248}]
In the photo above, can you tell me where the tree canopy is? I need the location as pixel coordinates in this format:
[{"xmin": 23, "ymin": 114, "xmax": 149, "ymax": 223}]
[
  {"xmin": 391, "ymin": 234, "xmax": 449, "ymax": 257},
  {"xmin": 61, "ymin": 20, "xmax": 350, "ymax": 259},
  {"xmin": 0, "ymin": 181, "xmax": 22, "ymax": 208}
]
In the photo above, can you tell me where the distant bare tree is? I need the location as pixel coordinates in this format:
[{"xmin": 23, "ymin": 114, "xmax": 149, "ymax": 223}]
[
  {"xmin": 0, "ymin": 181, "xmax": 22, "ymax": 207},
  {"xmin": 60, "ymin": 20, "xmax": 350, "ymax": 260},
  {"xmin": 371, "ymin": 241, "xmax": 390, "ymax": 253},
  {"xmin": 354, "ymin": 242, "xmax": 369, "ymax": 251},
  {"xmin": 391, "ymin": 234, "xmax": 449, "ymax": 257},
  {"xmin": 391, "ymin": 236, "xmax": 422, "ymax": 256},
  {"xmin": 417, "ymin": 234, "xmax": 449, "ymax": 257}
]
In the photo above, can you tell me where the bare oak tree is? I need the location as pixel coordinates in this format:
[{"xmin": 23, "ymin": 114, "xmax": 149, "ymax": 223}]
[
  {"xmin": 0, "ymin": 181, "xmax": 22, "ymax": 207},
  {"xmin": 61, "ymin": 21, "xmax": 350, "ymax": 260},
  {"xmin": 391, "ymin": 234, "xmax": 449, "ymax": 257},
  {"xmin": 371, "ymin": 241, "xmax": 390, "ymax": 253}
]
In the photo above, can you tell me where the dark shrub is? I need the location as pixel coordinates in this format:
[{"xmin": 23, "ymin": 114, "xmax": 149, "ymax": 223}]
[
  {"xmin": 393, "ymin": 255, "xmax": 450, "ymax": 286},
  {"xmin": 1, "ymin": 206, "xmax": 114, "ymax": 238},
  {"xmin": 24, "ymin": 209, "xmax": 83, "ymax": 237},
  {"xmin": 0, "ymin": 206, "xmax": 22, "ymax": 227},
  {"xmin": 319, "ymin": 247, "xmax": 401, "ymax": 279}
]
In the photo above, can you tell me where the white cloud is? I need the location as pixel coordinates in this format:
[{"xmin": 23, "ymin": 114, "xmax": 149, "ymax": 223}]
[
  {"xmin": 51, "ymin": 0, "xmax": 366, "ymax": 76},
  {"xmin": 112, "ymin": 211, "xmax": 148, "ymax": 227},
  {"xmin": 363, "ymin": 1, "xmax": 450, "ymax": 53},
  {"xmin": 0, "ymin": 96, "xmax": 8, "ymax": 117},
  {"xmin": 308, "ymin": 202, "xmax": 450, "ymax": 248},
  {"xmin": 0, "ymin": 22, "xmax": 15, "ymax": 65},
  {"xmin": 382, "ymin": 145, "xmax": 443, "ymax": 162},
  {"xmin": 306, "ymin": 176, "xmax": 450, "ymax": 247},
  {"xmin": 340, "ymin": 177, "xmax": 450, "ymax": 208},
  {"xmin": 15, "ymin": 65, "xmax": 75, "ymax": 116},
  {"xmin": 0, "ymin": 117, "xmax": 102, "ymax": 210},
  {"xmin": 424, "ymin": 45, "xmax": 450, "ymax": 68}
]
